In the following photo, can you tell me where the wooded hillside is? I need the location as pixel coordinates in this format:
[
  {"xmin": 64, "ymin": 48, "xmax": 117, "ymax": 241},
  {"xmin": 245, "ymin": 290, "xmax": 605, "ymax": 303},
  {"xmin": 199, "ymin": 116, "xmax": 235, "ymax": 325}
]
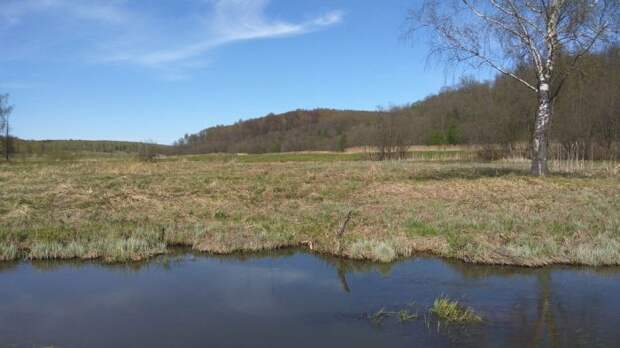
[{"xmin": 174, "ymin": 47, "xmax": 619, "ymax": 159}]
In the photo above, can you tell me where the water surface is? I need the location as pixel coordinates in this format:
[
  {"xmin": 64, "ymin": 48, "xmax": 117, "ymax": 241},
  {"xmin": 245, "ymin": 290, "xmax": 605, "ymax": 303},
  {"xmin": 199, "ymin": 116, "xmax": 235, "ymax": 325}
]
[{"xmin": 1, "ymin": 250, "xmax": 619, "ymax": 347}]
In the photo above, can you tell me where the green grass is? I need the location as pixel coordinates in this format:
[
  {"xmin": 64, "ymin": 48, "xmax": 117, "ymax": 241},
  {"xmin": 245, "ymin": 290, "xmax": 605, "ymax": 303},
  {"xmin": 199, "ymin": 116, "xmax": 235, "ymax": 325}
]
[
  {"xmin": 406, "ymin": 217, "xmax": 439, "ymax": 237},
  {"xmin": 0, "ymin": 153, "xmax": 618, "ymax": 265},
  {"xmin": 160, "ymin": 149, "xmax": 475, "ymax": 163},
  {"xmin": 163, "ymin": 152, "xmax": 366, "ymax": 163},
  {"xmin": 430, "ymin": 296, "xmax": 482, "ymax": 323}
]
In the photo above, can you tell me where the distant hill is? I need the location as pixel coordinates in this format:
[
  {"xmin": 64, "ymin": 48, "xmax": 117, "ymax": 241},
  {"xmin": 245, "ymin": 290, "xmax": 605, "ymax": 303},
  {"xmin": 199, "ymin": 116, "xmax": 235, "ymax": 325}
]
[
  {"xmin": 174, "ymin": 47, "xmax": 619, "ymax": 157},
  {"xmin": 174, "ymin": 109, "xmax": 383, "ymax": 154}
]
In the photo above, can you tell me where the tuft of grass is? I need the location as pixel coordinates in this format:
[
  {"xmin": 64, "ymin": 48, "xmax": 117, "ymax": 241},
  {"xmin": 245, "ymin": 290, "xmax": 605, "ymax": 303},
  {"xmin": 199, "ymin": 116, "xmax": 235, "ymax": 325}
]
[
  {"xmin": 28, "ymin": 241, "xmax": 85, "ymax": 260},
  {"xmin": 0, "ymin": 244, "xmax": 18, "ymax": 261},
  {"xmin": 25, "ymin": 237, "xmax": 166, "ymax": 263},
  {"xmin": 430, "ymin": 296, "xmax": 482, "ymax": 323},
  {"xmin": 348, "ymin": 240, "xmax": 397, "ymax": 263},
  {"xmin": 569, "ymin": 235, "xmax": 620, "ymax": 266},
  {"xmin": 97, "ymin": 238, "xmax": 166, "ymax": 263}
]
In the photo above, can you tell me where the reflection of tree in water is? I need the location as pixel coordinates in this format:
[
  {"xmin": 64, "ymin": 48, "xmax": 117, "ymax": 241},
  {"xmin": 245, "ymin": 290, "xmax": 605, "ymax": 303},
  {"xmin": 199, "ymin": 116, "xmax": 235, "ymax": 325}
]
[
  {"xmin": 444, "ymin": 259, "xmax": 620, "ymax": 347},
  {"xmin": 443, "ymin": 258, "xmax": 561, "ymax": 345},
  {"xmin": 530, "ymin": 272, "xmax": 559, "ymax": 348},
  {"xmin": 207, "ymin": 248, "xmax": 298, "ymax": 263},
  {"xmin": 315, "ymin": 253, "xmax": 399, "ymax": 293},
  {"xmin": 445, "ymin": 258, "xmax": 620, "ymax": 280},
  {"xmin": 207, "ymin": 249, "xmax": 399, "ymax": 294},
  {"xmin": 443, "ymin": 258, "xmax": 538, "ymax": 279},
  {"xmin": 336, "ymin": 262, "xmax": 350, "ymax": 293}
]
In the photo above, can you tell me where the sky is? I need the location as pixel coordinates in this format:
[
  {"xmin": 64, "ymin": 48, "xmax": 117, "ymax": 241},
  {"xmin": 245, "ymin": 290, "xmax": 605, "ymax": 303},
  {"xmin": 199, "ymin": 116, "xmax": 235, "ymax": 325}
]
[{"xmin": 1, "ymin": 0, "xmax": 487, "ymax": 144}]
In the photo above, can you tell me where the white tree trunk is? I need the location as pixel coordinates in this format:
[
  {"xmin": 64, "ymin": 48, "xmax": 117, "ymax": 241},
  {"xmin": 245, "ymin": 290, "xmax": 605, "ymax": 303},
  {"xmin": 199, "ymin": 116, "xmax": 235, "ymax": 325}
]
[{"xmin": 531, "ymin": 82, "xmax": 551, "ymax": 176}]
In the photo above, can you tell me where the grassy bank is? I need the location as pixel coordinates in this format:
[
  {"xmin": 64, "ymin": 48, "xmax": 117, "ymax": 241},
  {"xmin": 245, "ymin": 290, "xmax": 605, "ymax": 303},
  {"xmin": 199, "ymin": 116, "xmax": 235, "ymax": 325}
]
[{"xmin": 1, "ymin": 153, "xmax": 618, "ymax": 265}]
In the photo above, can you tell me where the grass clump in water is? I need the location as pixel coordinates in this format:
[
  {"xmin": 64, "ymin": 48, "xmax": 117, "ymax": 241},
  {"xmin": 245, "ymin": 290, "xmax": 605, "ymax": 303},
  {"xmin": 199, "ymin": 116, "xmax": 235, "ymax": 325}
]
[
  {"xmin": 430, "ymin": 296, "xmax": 482, "ymax": 323},
  {"xmin": 367, "ymin": 307, "xmax": 419, "ymax": 324},
  {"xmin": 368, "ymin": 307, "xmax": 390, "ymax": 324},
  {"xmin": 397, "ymin": 309, "xmax": 419, "ymax": 322}
]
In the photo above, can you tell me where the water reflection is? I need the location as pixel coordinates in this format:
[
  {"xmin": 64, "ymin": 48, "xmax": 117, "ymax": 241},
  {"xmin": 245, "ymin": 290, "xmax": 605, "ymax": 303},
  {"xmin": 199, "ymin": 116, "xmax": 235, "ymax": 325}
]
[{"xmin": 0, "ymin": 250, "xmax": 618, "ymax": 348}]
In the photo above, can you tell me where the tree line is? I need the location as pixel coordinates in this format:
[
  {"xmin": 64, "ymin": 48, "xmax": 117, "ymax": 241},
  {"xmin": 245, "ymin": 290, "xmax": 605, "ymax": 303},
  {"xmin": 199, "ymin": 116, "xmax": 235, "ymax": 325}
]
[
  {"xmin": 2, "ymin": 137, "xmax": 170, "ymax": 159},
  {"xmin": 15, "ymin": 139, "xmax": 170, "ymax": 155},
  {"xmin": 174, "ymin": 46, "xmax": 619, "ymax": 161}
]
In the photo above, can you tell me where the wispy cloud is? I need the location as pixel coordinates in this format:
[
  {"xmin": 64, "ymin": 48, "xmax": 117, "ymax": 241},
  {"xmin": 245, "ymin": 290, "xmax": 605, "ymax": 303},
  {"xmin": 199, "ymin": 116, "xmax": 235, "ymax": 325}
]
[
  {"xmin": 106, "ymin": 1, "xmax": 344, "ymax": 68},
  {"xmin": 1, "ymin": 0, "xmax": 344, "ymax": 77}
]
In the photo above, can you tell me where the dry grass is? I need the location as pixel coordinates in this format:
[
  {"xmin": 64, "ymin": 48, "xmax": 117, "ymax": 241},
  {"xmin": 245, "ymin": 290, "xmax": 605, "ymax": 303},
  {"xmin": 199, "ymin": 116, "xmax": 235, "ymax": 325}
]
[
  {"xmin": 0, "ymin": 243, "xmax": 17, "ymax": 261},
  {"xmin": 0, "ymin": 154, "xmax": 618, "ymax": 265}
]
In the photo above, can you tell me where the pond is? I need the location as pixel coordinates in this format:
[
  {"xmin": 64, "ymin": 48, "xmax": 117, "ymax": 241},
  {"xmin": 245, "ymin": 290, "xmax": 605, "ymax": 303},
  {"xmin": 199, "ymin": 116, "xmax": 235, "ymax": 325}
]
[{"xmin": 1, "ymin": 250, "xmax": 619, "ymax": 347}]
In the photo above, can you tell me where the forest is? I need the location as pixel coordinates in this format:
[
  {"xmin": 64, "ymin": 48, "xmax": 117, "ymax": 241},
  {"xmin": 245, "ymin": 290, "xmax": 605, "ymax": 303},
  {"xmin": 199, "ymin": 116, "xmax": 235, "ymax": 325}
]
[{"xmin": 173, "ymin": 47, "xmax": 619, "ymax": 160}]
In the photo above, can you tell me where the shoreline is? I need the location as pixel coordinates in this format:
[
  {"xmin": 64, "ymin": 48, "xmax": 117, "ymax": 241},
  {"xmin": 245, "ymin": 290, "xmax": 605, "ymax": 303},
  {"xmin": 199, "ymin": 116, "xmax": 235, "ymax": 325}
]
[{"xmin": 2, "ymin": 238, "xmax": 620, "ymax": 268}]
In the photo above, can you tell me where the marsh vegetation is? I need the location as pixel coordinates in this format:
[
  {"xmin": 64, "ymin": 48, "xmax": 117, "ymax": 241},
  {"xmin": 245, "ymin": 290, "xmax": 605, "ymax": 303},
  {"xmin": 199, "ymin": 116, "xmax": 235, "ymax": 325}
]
[{"xmin": 1, "ymin": 150, "xmax": 618, "ymax": 266}]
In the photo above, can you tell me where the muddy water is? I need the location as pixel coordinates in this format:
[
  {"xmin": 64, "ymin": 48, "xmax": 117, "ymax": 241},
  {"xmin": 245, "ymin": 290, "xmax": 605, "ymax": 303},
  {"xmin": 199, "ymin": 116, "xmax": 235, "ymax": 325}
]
[{"xmin": 0, "ymin": 250, "xmax": 619, "ymax": 347}]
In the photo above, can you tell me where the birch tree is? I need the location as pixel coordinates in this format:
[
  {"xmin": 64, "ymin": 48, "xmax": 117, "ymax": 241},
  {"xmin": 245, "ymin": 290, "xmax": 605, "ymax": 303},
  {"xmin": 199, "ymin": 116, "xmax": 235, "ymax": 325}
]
[
  {"xmin": 0, "ymin": 94, "xmax": 14, "ymax": 161},
  {"xmin": 409, "ymin": 0, "xmax": 619, "ymax": 175}
]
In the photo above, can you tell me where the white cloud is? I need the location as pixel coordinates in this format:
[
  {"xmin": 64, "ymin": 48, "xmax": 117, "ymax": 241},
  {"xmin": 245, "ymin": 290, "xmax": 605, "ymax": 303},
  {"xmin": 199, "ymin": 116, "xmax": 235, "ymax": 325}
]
[
  {"xmin": 1, "ymin": 0, "xmax": 344, "ymax": 75},
  {"xmin": 107, "ymin": 1, "xmax": 344, "ymax": 68}
]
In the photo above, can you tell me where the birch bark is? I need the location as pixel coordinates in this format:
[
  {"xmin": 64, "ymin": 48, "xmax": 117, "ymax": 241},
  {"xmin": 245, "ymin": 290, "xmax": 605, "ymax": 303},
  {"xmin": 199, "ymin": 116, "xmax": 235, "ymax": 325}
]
[{"xmin": 531, "ymin": 81, "xmax": 551, "ymax": 175}]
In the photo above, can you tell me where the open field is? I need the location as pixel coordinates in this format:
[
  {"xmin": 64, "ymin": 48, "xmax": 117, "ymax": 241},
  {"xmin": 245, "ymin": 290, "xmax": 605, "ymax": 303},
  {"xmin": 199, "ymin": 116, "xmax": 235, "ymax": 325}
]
[{"xmin": 1, "ymin": 152, "xmax": 619, "ymax": 266}]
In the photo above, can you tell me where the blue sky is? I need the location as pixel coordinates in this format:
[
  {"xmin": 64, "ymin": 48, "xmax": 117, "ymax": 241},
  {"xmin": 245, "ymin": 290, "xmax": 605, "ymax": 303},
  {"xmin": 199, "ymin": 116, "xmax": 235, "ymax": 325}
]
[{"xmin": 1, "ymin": 0, "xmax": 483, "ymax": 144}]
